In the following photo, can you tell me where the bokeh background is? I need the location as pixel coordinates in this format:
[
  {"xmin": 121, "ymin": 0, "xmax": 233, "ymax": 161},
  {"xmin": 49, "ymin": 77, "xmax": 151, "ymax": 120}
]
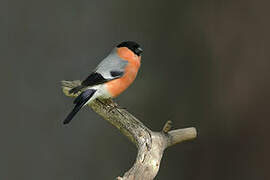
[{"xmin": 6, "ymin": 0, "xmax": 270, "ymax": 179}]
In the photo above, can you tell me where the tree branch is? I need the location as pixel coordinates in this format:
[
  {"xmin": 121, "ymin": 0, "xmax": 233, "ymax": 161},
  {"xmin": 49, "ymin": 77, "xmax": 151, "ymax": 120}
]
[{"xmin": 61, "ymin": 80, "xmax": 197, "ymax": 180}]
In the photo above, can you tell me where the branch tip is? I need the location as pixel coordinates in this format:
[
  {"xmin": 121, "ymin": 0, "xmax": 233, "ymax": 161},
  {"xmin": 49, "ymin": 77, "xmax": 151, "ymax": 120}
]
[{"xmin": 162, "ymin": 120, "xmax": 173, "ymax": 133}]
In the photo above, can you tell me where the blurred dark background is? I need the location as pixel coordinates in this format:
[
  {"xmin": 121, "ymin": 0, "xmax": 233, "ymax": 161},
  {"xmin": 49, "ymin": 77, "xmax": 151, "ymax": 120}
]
[{"xmin": 5, "ymin": 0, "xmax": 270, "ymax": 179}]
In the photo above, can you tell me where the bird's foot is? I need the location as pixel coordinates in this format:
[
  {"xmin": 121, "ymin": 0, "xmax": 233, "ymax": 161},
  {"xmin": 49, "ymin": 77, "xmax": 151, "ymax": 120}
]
[
  {"xmin": 107, "ymin": 101, "xmax": 126, "ymax": 112},
  {"xmin": 96, "ymin": 98, "xmax": 127, "ymax": 117}
]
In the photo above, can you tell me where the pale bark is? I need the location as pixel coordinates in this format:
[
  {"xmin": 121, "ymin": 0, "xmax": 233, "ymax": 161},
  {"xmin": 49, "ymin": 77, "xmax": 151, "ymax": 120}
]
[{"xmin": 61, "ymin": 80, "xmax": 197, "ymax": 180}]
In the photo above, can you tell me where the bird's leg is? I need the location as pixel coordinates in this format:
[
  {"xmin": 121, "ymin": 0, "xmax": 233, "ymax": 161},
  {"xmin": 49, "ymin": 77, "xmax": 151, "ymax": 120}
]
[
  {"xmin": 100, "ymin": 98, "xmax": 127, "ymax": 118},
  {"xmin": 96, "ymin": 98, "xmax": 118, "ymax": 110},
  {"xmin": 97, "ymin": 98, "xmax": 126, "ymax": 117},
  {"xmin": 106, "ymin": 99, "xmax": 126, "ymax": 111},
  {"xmin": 106, "ymin": 98, "xmax": 119, "ymax": 111},
  {"xmin": 96, "ymin": 98, "xmax": 111, "ymax": 109},
  {"xmin": 116, "ymin": 104, "xmax": 127, "ymax": 110}
]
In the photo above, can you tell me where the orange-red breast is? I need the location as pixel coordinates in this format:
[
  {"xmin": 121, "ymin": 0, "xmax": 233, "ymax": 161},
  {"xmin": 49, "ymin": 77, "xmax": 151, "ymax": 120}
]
[{"xmin": 64, "ymin": 41, "xmax": 142, "ymax": 124}]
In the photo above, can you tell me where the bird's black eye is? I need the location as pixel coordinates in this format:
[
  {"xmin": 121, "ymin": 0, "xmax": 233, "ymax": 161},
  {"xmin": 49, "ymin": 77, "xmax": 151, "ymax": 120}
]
[{"xmin": 117, "ymin": 41, "xmax": 143, "ymax": 56}]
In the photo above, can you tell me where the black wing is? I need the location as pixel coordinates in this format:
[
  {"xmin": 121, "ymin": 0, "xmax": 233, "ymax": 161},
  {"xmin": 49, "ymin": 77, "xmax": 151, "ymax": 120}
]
[
  {"xmin": 69, "ymin": 72, "xmax": 107, "ymax": 94},
  {"xmin": 81, "ymin": 72, "xmax": 108, "ymax": 86},
  {"xmin": 69, "ymin": 71, "xmax": 123, "ymax": 94}
]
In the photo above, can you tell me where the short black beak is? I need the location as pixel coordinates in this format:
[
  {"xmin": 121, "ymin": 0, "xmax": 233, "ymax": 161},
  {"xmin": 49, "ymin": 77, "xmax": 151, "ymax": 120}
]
[{"xmin": 135, "ymin": 47, "xmax": 143, "ymax": 56}]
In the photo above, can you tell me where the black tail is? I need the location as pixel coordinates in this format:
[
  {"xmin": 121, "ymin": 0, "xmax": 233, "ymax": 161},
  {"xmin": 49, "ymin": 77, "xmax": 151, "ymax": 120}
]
[
  {"xmin": 63, "ymin": 89, "xmax": 97, "ymax": 124},
  {"xmin": 69, "ymin": 85, "xmax": 84, "ymax": 94}
]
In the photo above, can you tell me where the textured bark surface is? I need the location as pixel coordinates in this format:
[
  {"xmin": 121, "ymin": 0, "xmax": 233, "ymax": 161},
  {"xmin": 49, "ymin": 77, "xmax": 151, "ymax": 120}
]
[{"xmin": 62, "ymin": 80, "xmax": 197, "ymax": 180}]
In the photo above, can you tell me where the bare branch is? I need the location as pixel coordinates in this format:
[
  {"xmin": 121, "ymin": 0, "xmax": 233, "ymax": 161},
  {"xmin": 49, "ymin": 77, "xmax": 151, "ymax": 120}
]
[
  {"xmin": 61, "ymin": 80, "xmax": 197, "ymax": 180},
  {"xmin": 167, "ymin": 128, "xmax": 197, "ymax": 147}
]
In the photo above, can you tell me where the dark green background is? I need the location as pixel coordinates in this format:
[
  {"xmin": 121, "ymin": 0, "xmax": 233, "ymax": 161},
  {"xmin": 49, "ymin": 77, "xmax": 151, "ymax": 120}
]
[{"xmin": 5, "ymin": 0, "xmax": 270, "ymax": 179}]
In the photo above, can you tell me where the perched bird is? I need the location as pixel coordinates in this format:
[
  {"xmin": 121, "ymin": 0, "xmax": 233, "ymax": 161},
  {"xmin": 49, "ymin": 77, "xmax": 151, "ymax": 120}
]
[{"xmin": 63, "ymin": 41, "xmax": 143, "ymax": 124}]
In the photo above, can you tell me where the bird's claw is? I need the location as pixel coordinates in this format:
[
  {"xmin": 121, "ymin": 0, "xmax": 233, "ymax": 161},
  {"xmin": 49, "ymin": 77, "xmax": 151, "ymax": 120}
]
[
  {"xmin": 96, "ymin": 98, "xmax": 127, "ymax": 117},
  {"xmin": 108, "ymin": 103, "xmax": 126, "ymax": 112}
]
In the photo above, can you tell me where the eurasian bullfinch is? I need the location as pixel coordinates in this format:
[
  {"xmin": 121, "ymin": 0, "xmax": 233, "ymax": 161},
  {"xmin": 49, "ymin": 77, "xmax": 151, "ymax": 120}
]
[{"xmin": 63, "ymin": 41, "xmax": 143, "ymax": 124}]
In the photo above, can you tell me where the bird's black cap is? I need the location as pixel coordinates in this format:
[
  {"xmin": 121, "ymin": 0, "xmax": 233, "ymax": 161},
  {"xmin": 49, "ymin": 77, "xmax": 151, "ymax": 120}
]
[{"xmin": 117, "ymin": 41, "xmax": 143, "ymax": 56}]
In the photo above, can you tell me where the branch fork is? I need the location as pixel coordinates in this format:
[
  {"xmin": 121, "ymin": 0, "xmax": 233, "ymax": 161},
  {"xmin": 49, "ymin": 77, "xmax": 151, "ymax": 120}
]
[{"xmin": 62, "ymin": 80, "xmax": 197, "ymax": 180}]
